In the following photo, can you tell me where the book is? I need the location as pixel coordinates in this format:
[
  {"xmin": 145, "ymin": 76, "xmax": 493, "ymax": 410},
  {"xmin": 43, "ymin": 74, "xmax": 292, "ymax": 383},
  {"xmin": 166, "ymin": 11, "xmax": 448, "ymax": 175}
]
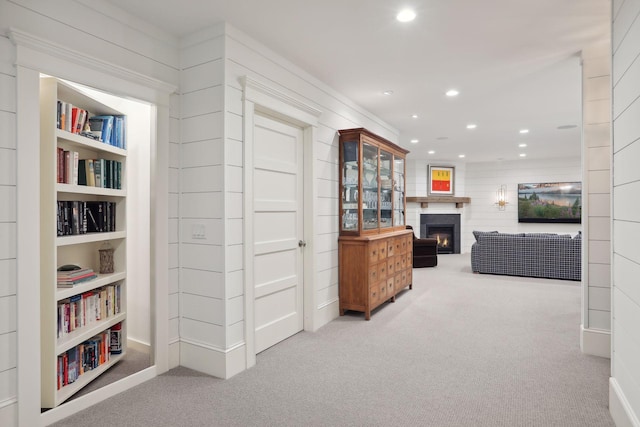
[
  {"xmin": 56, "ymin": 147, "xmax": 64, "ymax": 183},
  {"xmin": 89, "ymin": 115, "xmax": 114, "ymax": 144},
  {"xmin": 87, "ymin": 159, "xmax": 95, "ymax": 187},
  {"xmin": 94, "ymin": 159, "xmax": 102, "ymax": 188},
  {"xmin": 110, "ymin": 323, "xmax": 122, "ymax": 354},
  {"xmin": 78, "ymin": 160, "xmax": 87, "ymax": 186}
]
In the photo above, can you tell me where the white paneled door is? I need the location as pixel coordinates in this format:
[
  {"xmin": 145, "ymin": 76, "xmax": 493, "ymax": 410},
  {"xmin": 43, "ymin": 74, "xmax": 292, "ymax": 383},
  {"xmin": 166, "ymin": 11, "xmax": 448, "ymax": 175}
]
[{"xmin": 253, "ymin": 114, "xmax": 304, "ymax": 353}]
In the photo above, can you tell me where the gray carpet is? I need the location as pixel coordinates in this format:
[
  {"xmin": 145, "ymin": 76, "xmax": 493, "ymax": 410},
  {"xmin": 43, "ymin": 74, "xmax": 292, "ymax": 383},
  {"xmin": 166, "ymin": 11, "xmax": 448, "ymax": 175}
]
[{"xmin": 54, "ymin": 254, "xmax": 614, "ymax": 426}]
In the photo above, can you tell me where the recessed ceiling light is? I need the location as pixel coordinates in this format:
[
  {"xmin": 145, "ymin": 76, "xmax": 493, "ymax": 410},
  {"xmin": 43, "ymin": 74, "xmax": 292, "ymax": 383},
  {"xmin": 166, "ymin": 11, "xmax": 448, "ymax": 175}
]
[
  {"xmin": 519, "ymin": 129, "xmax": 529, "ymax": 134},
  {"xmin": 466, "ymin": 124, "xmax": 477, "ymax": 129},
  {"xmin": 383, "ymin": 90, "xmax": 394, "ymax": 96},
  {"xmin": 436, "ymin": 136, "xmax": 449, "ymax": 141},
  {"xmin": 446, "ymin": 89, "xmax": 459, "ymax": 97},
  {"xmin": 410, "ymin": 139, "xmax": 419, "ymax": 144},
  {"xmin": 428, "ymin": 150, "xmax": 435, "ymax": 154},
  {"xmin": 396, "ymin": 9, "xmax": 416, "ymax": 22},
  {"xmin": 411, "ymin": 114, "xmax": 419, "ymax": 119},
  {"xmin": 557, "ymin": 124, "xmax": 578, "ymax": 130},
  {"xmin": 520, "ymin": 153, "xmax": 527, "ymax": 157},
  {"xmin": 518, "ymin": 143, "xmax": 527, "ymax": 148},
  {"xmin": 458, "ymin": 154, "xmax": 465, "ymax": 158}
]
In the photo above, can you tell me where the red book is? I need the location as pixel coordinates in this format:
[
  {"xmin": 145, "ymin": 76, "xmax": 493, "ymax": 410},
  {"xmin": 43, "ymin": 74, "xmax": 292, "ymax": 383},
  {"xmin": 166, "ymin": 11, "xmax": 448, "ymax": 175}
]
[{"xmin": 71, "ymin": 107, "xmax": 79, "ymax": 134}]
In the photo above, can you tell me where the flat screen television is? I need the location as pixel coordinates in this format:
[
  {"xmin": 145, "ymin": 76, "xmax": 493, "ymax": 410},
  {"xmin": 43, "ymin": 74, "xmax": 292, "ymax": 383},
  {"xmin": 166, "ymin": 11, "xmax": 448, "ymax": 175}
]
[{"xmin": 518, "ymin": 182, "xmax": 582, "ymax": 223}]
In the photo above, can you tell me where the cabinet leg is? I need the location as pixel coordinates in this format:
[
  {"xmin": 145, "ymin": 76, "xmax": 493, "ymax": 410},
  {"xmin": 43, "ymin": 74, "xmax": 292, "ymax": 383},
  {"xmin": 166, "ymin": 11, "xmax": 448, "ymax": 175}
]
[
  {"xmin": 390, "ymin": 295, "xmax": 396, "ymax": 303},
  {"xmin": 409, "ymin": 283, "xmax": 413, "ymax": 290},
  {"xmin": 340, "ymin": 308, "xmax": 345, "ymax": 316},
  {"xmin": 365, "ymin": 311, "xmax": 371, "ymax": 320}
]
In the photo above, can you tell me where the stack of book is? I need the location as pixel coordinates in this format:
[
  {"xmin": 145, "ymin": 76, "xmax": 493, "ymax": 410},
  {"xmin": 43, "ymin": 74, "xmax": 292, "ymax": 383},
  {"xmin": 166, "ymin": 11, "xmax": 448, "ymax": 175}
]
[{"xmin": 57, "ymin": 267, "xmax": 97, "ymax": 288}]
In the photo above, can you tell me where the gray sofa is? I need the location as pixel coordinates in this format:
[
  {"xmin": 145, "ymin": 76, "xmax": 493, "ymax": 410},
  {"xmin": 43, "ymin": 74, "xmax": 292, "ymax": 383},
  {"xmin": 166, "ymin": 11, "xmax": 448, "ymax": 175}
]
[{"xmin": 471, "ymin": 231, "xmax": 581, "ymax": 281}]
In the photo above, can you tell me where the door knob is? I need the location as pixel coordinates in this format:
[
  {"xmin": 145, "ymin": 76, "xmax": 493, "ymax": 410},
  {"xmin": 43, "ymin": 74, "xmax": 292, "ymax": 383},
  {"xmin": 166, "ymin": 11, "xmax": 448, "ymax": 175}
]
[{"xmin": 298, "ymin": 240, "xmax": 307, "ymax": 247}]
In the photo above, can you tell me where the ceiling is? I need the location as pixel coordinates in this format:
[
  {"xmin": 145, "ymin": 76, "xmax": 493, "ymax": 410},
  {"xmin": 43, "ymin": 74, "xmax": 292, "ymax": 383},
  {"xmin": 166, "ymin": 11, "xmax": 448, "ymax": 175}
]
[{"xmin": 105, "ymin": 0, "xmax": 610, "ymax": 162}]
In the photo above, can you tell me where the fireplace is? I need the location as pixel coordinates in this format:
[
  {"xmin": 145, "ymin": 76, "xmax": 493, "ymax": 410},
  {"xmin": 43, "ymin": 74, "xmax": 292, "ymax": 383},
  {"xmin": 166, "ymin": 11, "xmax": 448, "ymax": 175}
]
[
  {"xmin": 420, "ymin": 214, "xmax": 461, "ymax": 254},
  {"xmin": 427, "ymin": 226, "xmax": 454, "ymax": 254}
]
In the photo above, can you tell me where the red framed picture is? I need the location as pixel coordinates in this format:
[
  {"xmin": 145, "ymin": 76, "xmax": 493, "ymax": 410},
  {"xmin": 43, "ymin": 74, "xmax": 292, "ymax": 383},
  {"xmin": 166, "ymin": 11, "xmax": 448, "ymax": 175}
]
[{"xmin": 428, "ymin": 165, "xmax": 455, "ymax": 195}]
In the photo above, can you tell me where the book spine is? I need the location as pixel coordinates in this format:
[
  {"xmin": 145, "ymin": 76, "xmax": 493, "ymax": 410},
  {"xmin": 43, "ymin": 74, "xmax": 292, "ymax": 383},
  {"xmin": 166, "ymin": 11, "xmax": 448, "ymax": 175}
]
[{"xmin": 87, "ymin": 159, "xmax": 95, "ymax": 187}]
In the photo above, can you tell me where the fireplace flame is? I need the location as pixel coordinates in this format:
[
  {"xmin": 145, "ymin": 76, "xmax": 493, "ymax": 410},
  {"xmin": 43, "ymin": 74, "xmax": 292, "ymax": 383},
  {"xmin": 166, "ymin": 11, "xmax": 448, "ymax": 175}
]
[{"xmin": 435, "ymin": 234, "xmax": 449, "ymax": 247}]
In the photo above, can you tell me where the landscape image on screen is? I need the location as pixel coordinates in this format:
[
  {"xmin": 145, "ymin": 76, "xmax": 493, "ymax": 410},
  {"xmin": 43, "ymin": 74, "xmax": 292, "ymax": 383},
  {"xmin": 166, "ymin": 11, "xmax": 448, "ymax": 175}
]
[{"xmin": 518, "ymin": 182, "xmax": 582, "ymax": 223}]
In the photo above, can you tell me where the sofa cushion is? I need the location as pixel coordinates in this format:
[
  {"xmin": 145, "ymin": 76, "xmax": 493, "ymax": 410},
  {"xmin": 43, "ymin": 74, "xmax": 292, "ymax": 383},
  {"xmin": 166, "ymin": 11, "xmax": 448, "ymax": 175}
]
[{"xmin": 472, "ymin": 230, "xmax": 498, "ymax": 242}]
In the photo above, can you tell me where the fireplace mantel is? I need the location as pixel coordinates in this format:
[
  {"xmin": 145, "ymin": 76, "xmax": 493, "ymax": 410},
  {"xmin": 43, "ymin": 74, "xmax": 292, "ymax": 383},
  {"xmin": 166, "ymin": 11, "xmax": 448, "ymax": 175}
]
[{"xmin": 407, "ymin": 196, "xmax": 471, "ymax": 209}]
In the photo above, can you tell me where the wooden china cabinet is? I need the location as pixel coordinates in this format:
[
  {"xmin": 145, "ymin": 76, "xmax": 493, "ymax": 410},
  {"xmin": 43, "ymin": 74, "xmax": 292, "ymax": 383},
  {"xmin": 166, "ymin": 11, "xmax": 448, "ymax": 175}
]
[{"xmin": 338, "ymin": 128, "xmax": 413, "ymax": 320}]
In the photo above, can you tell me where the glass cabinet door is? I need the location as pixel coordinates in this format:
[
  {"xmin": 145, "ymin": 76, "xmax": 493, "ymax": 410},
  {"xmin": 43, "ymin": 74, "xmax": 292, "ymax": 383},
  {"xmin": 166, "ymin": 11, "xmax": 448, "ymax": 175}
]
[
  {"xmin": 379, "ymin": 149, "xmax": 392, "ymax": 228},
  {"xmin": 393, "ymin": 157, "xmax": 405, "ymax": 226},
  {"xmin": 362, "ymin": 143, "xmax": 379, "ymax": 230},
  {"xmin": 341, "ymin": 141, "xmax": 359, "ymax": 231}
]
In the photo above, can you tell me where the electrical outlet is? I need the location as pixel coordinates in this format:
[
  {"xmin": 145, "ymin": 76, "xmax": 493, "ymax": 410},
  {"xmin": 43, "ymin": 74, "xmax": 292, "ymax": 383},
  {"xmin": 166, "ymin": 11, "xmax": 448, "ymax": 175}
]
[{"xmin": 192, "ymin": 223, "xmax": 206, "ymax": 239}]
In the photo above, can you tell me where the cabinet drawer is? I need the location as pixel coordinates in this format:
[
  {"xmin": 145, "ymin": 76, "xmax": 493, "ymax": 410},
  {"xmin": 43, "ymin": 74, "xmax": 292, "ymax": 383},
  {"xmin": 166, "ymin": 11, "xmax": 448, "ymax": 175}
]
[
  {"xmin": 387, "ymin": 276, "xmax": 395, "ymax": 294},
  {"xmin": 395, "ymin": 255, "xmax": 402, "ymax": 271},
  {"xmin": 370, "ymin": 283, "xmax": 380, "ymax": 305},
  {"xmin": 378, "ymin": 241, "xmax": 387, "ymax": 260},
  {"xmin": 387, "ymin": 239, "xmax": 395, "ymax": 257},
  {"xmin": 387, "ymin": 258, "xmax": 395, "ymax": 276},
  {"xmin": 395, "ymin": 237, "xmax": 403, "ymax": 254},
  {"xmin": 401, "ymin": 254, "xmax": 408, "ymax": 270},
  {"xmin": 379, "ymin": 281, "xmax": 387, "ymax": 300},
  {"xmin": 401, "ymin": 236, "xmax": 408, "ymax": 253},
  {"xmin": 368, "ymin": 244, "xmax": 379, "ymax": 263},
  {"xmin": 378, "ymin": 262, "xmax": 387, "ymax": 279},
  {"xmin": 369, "ymin": 265, "xmax": 378, "ymax": 284}
]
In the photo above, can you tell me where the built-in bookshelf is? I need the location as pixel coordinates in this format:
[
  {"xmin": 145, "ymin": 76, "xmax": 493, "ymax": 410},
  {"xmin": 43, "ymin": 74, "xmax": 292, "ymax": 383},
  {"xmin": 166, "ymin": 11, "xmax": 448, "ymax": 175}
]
[{"xmin": 40, "ymin": 77, "xmax": 128, "ymax": 408}]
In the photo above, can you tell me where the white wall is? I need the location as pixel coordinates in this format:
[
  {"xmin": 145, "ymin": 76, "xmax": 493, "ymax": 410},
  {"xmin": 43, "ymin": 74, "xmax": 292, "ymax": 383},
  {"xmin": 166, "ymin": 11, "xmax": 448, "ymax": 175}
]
[
  {"xmin": 175, "ymin": 23, "xmax": 399, "ymax": 378},
  {"xmin": 177, "ymin": 27, "xmax": 230, "ymax": 376},
  {"xmin": 0, "ymin": 1, "xmax": 180, "ymax": 425},
  {"xmin": 0, "ymin": 28, "xmax": 18, "ymax": 426},
  {"xmin": 581, "ymin": 38, "xmax": 613, "ymax": 358},
  {"xmin": 610, "ymin": 0, "xmax": 640, "ymax": 425},
  {"xmin": 405, "ymin": 158, "xmax": 582, "ymax": 253}
]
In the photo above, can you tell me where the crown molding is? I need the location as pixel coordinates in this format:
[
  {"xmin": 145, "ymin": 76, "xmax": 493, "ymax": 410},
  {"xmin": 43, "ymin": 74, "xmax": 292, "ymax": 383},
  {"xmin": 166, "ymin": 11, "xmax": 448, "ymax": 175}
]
[
  {"xmin": 8, "ymin": 28, "xmax": 177, "ymax": 95},
  {"xmin": 241, "ymin": 75, "xmax": 322, "ymax": 120}
]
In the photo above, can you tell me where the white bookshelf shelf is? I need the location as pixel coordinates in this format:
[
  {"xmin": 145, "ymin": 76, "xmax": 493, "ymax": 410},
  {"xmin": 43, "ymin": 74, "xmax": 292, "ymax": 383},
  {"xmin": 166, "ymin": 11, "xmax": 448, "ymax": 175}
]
[
  {"xmin": 56, "ymin": 312, "xmax": 126, "ymax": 355},
  {"xmin": 56, "ymin": 231, "xmax": 126, "ymax": 247},
  {"xmin": 55, "ymin": 129, "xmax": 126, "ymax": 157},
  {"xmin": 55, "ymin": 352, "xmax": 126, "ymax": 406},
  {"xmin": 56, "ymin": 183, "xmax": 126, "ymax": 197},
  {"xmin": 56, "ymin": 271, "xmax": 126, "ymax": 301}
]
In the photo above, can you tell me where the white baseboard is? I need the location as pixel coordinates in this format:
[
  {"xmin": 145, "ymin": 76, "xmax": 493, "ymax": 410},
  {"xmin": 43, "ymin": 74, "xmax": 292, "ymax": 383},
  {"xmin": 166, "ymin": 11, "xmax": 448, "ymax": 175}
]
[
  {"xmin": 314, "ymin": 298, "xmax": 339, "ymax": 332},
  {"xmin": 580, "ymin": 325, "xmax": 611, "ymax": 358},
  {"xmin": 168, "ymin": 340, "xmax": 180, "ymax": 369},
  {"xmin": 179, "ymin": 340, "xmax": 246, "ymax": 379},
  {"xmin": 127, "ymin": 338, "xmax": 151, "ymax": 353},
  {"xmin": 40, "ymin": 366, "xmax": 157, "ymax": 426},
  {"xmin": 0, "ymin": 401, "xmax": 17, "ymax": 427},
  {"xmin": 610, "ymin": 378, "xmax": 640, "ymax": 427}
]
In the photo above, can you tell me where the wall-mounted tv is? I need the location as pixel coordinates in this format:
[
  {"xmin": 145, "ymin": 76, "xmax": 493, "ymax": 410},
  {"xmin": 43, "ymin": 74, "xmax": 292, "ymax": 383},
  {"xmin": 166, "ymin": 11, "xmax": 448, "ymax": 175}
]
[{"xmin": 518, "ymin": 182, "xmax": 582, "ymax": 223}]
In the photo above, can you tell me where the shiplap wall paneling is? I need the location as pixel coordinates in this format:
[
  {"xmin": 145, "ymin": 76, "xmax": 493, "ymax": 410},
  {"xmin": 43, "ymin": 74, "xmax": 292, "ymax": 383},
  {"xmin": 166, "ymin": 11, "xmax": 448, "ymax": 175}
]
[
  {"xmin": 179, "ymin": 32, "xmax": 229, "ymax": 376},
  {"xmin": 611, "ymin": 0, "xmax": 640, "ymax": 424},
  {"xmin": 168, "ymin": 91, "xmax": 181, "ymax": 367},
  {"xmin": 2, "ymin": 0, "xmax": 179, "ymax": 85},
  {"xmin": 455, "ymin": 159, "xmax": 580, "ymax": 253},
  {"xmin": 0, "ymin": 31, "xmax": 16, "ymax": 424},
  {"xmin": 223, "ymin": 79, "xmax": 245, "ymax": 350},
  {"xmin": 223, "ymin": 24, "xmax": 397, "ymax": 329},
  {"xmin": 582, "ymin": 40, "xmax": 612, "ymax": 339}
]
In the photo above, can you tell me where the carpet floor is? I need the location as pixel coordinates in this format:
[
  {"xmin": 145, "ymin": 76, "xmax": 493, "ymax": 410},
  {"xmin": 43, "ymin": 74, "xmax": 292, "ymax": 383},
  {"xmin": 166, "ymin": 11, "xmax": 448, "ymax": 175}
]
[{"xmin": 53, "ymin": 253, "xmax": 614, "ymax": 426}]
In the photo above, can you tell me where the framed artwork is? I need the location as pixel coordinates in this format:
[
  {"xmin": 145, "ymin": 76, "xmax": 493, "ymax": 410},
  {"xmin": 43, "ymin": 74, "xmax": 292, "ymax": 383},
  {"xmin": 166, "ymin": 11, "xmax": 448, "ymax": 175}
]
[{"xmin": 428, "ymin": 165, "xmax": 455, "ymax": 195}]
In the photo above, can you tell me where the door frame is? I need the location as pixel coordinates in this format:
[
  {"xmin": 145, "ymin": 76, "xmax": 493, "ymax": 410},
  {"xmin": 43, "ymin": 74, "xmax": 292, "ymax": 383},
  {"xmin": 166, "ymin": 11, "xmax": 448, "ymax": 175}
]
[
  {"xmin": 242, "ymin": 76, "xmax": 321, "ymax": 368},
  {"xmin": 11, "ymin": 29, "xmax": 174, "ymax": 426}
]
